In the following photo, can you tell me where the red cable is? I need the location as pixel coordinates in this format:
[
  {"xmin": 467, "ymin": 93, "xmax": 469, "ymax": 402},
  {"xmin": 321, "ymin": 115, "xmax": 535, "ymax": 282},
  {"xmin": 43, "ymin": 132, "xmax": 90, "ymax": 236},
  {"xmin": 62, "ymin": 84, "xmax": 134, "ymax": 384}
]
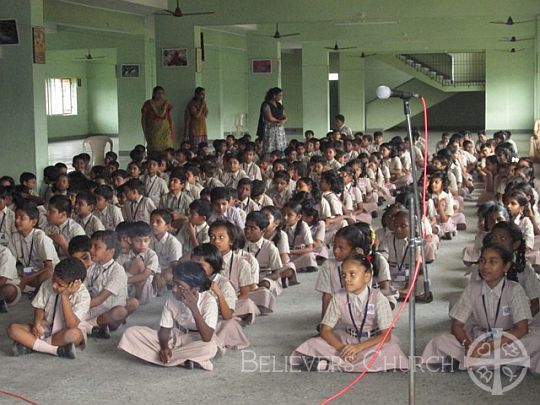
[
  {"xmin": 321, "ymin": 97, "xmax": 430, "ymax": 404},
  {"xmin": 0, "ymin": 390, "xmax": 38, "ymax": 405}
]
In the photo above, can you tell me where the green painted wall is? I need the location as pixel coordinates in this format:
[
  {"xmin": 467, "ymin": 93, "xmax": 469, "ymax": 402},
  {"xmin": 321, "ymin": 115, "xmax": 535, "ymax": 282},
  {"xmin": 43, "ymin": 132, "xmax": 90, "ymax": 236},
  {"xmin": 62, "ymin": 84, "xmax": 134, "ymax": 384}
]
[
  {"xmin": 485, "ymin": 48, "xmax": 535, "ymax": 131},
  {"xmin": 281, "ymin": 50, "xmax": 303, "ymax": 129},
  {"xmin": 87, "ymin": 53, "xmax": 119, "ymax": 134},
  {"xmin": 302, "ymin": 44, "xmax": 329, "ymax": 137}
]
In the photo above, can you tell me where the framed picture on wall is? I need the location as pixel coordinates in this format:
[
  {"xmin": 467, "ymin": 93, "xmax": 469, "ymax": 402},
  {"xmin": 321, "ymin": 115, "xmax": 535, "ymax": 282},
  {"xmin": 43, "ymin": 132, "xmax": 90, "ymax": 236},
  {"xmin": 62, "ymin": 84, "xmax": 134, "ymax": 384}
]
[
  {"xmin": 32, "ymin": 26, "xmax": 45, "ymax": 64},
  {"xmin": 195, "ymin": 47, "xmax": 203, "ymax": 73},
  {"xmin": 252, "ymin": 59, "xmax": 272, "ymax": 74},
  {"xmin": 162, "ymin": 48, "xmax": 188, "ymax": 67},
  {"xmin": 0, "ymin": 19, "xmax": 19, "ymax": 46},
  {"xmin": 120, "ymin": 64, "xmax": 140, "ymax": 78}
]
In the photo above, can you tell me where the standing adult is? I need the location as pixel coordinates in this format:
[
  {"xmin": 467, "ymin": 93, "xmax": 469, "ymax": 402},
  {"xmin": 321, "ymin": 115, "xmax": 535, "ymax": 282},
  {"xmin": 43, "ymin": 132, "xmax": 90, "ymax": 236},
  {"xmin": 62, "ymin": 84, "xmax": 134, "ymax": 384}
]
[
  {"xmin": 256, "ymin": 87, "xmax": 287, "ymax": 153},
  {"xmin": 141, "ymin": 86, "xmax": 174, "ymax": 152},
  {"xmin": 184, "ymin": 87, "xmax": 208, "ymax": 147},
  {"xmin": 529, "ymin": 118, "xmax": 540, "ymax": 163}
]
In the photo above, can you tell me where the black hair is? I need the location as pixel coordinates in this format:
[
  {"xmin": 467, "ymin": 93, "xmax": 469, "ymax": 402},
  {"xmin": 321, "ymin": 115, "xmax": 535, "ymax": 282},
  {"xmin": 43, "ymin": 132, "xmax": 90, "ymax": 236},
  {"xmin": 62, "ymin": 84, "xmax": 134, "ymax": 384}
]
[
  {"xmin": 251, "ymin": 180, "xmax": 266, "ymax": 198},
  {"xmin": 291, "ymin": 161, "xmax": 307, "ymax": 178},
  {"xmin": 54, "ymin": 257, "xmax": 87, "ymax": 282},
  {"xmin": 265, "ymin": 87, "xmax": 282, "ymax": 102},
  {"xmin": 43, "ymin": 166, "xmax": 60, "ymax": 183},
  {"xmin": 297, "ymin": 177, "xmax": 322, "ymax": 201},
  {"xmin": 237, "ymin": 177, "xmax": 252, "ymax": 189},
  {"xmin": 124, "ymin": 178, "xmax": 145, "ymax": 195},
  {"xmin": 209, "ymin": 220, "xmax": 243, "ymax": 251},
  {"xmin": 76, "ymin": 191, "xmax": 96, "ymax": 207},
  {"xmin": 192, "ymin": 243, "xmax": 223, "ymax": 276},
  {"xmin": 246, "ymin": 211, "xmax": 270, "ymax": 230},
  {"xmin": 282, "ymin": 201, "xmax": 304, "ymax": 248},
  {"xmin": 261, "ymin": 205, "xmax": 285, "ymax": 247},
  {"xmin": 68, "ymin": 235, "xmax": 91, "ymax": 256},
  {"xmin": 210, "ymin": 187, "xmax": 229, "ymax": 203},
  {"xmin": 15, "ymin": 201, "xmax": 40, "ymax": 223},
  {"xmin": 115, "ymin": 221, "xmax": 132, "ymax": 237},
  {"xmin": 91, "ymin": 230, "xmax": 119, "ymax": 254},
  {"xmin": 342, "ymin": 253, "xmax": 373, "ymax": 273},
  {"xmin": 112, "ymin": 169, "xmax": 130, "ymax": 180},
  {"xmin": 427, "ymin": 171, "xmax": 450, "ymax": 194},
  {"xmin": 504, "ymin": 190, "xmax": 529, "ymax": 219},
  {"xmin": 172, "ymin": 261, "xmax": 212, "ymax": 292},
  {"xmin": 94, "ymin": 184, "xmax": 114, "ymax": 201},
  {"xmin": 480, "ymin": 242, "xmax": 514, "ymax": 272},
  {"xmin": 49, "ymin": 195, "xmax": 72, "ymax": 216},
  {"xmin": 169, "ymin": 168, "xmax": 187, "ymax": 183},
  {"xmin": 129, "ymin": 149, "xmax": 145, "ymax": 163},
  {"xmin": 19, "ymin": 172, "xmax": 36, "ymax": 184},
  {"xmin": 335, "ymin": 225, "xmax": 365, "ymax": 251},
  {"xmin": 151, "ymin": 208, "xmax": 173, "ymax": 224},
  {"xmin": 128, "ymin": 221, "xmax": 152, "ymax": 238},
  {"xmin": 273, "ymin": 171, "xmax": 291, "ymax": 185},
  {"xmin": 321, "ymin": 170, "xmax": 343, "ymax": 194},
  {"xmin": 301, "ymin": 202, "xmax": 320, "ymax": 223},
  {"xmin": 486, "ymin": 222, "xmax": 526, "ymax": 277},
  {"xmin": 189, "ymin": 199, "xmax": 212, "ymax": 218},
  {"xmin": 335, "ymin": 114, "xmax": 345, "ymax": 122}
]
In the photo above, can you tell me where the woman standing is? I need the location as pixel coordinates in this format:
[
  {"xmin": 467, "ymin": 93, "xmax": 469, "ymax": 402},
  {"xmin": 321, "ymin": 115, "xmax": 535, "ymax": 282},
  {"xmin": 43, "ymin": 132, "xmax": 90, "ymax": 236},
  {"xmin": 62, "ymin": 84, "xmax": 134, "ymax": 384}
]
[
  {"xmin": 141, "ymin": 86, "xmax": 174, "ymax": 152},
  {"xmin": 257, "ymin": 87, "xmax": 287, "ymax": 153},
  {"xmin": 184, "ymin": 87, "xmax": 208, "ymax": 147}
]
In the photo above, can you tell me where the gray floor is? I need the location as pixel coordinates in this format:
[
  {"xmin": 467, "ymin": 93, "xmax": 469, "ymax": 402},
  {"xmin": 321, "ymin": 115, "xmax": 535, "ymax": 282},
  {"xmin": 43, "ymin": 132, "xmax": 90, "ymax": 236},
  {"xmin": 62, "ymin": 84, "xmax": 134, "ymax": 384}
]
[{"xmin": 1, "ymin": 137, "xmax": 537, "ymax": 404}]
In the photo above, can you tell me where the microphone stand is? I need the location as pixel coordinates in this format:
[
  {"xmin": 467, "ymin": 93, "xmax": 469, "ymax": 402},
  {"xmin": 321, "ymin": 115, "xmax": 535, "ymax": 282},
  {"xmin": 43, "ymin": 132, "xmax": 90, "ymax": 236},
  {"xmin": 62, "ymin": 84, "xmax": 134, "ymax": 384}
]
[{"xmin": 401, "ymin": 97, "xmax": 433, "ymax": 405}]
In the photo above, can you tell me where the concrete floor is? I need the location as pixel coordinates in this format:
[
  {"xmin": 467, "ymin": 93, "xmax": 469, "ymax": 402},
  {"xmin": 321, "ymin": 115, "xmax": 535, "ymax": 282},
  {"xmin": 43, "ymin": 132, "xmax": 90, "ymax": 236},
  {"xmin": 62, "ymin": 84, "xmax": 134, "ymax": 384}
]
[{"xmin": 1, "ymin": 135, "xmax": 537, "ymax": 404}]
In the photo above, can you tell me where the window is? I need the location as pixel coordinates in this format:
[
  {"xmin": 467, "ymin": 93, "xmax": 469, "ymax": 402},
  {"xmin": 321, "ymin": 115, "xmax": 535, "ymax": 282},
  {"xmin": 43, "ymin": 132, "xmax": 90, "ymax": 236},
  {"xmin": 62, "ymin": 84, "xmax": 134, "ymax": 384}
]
[
  {"xmin": 328, "ymin": 73, "xmax": 339, "ymax": 81},
  {"xmin": 45, "ymin": 78, "xmax": 77, "ymax": 116}
]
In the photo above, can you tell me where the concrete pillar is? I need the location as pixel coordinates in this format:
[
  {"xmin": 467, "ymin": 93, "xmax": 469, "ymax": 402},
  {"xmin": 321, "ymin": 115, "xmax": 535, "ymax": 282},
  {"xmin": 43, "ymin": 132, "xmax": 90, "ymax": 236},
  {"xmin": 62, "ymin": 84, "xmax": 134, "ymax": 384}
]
[
  {"xmin": 246, "ymin": 34, "xmax": 281, "ymax": 135},
  {"xmin": 302, "ymin": 44, "xmax": 329, "ymax": 137},
  {"xmin": 0, "ymin": 0, "xmax": 48, "ymax": 182},
  {"xmin": 534, "ymin": 17, "xmax": 540, "ymax": 121},
  {"xmin": 339, "ymin": 53, "xmax": 365, "ymax": 132}
]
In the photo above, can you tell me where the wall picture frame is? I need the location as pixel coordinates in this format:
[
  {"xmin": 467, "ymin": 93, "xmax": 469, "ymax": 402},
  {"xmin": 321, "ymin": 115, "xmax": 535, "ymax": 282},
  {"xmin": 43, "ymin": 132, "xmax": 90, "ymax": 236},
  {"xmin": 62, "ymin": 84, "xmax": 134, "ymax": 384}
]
[
  {"xmin": 0, "ymin": 19, "xmax": 19, "ymax": 46},
  {"xmin": 32, "ymin": 26, "xmax": 45, "ymax": 64},
  {"xmin": 252, "ymin": 59, "xmax": 272, "ymax": 74},
  {"xmin": 162, "ymin": 48, "xmax": 188, "ymax": 67},
  {"xmin": 120, "ymin": 64, "xmax": 140, "ymax": 78}
]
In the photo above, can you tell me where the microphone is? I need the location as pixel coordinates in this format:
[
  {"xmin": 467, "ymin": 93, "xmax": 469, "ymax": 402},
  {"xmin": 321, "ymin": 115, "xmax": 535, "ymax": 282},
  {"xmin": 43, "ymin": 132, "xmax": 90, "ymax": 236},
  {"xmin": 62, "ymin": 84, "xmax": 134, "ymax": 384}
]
[{"xmin": 376, "ymin": 85, "xmax": 420, "ymax": 100}]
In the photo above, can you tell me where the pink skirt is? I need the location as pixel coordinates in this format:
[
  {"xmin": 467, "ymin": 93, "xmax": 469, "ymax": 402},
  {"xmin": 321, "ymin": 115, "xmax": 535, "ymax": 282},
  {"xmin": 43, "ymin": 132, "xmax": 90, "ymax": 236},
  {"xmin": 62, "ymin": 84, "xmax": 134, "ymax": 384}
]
[
  {"xmin": 291, "ymin": 252, "xmax": 318, "ymax": 270},
  {"xmin": 215, "ymin": 319, "xmax": 250, "ymax": 352},
  {"xmin": 462, "ymin": 243, "xmax": 479, "ymax": 264},
  {"xmin": 314, "ymin": 243, "xmax": 329, "ymax": 260},
  {"xmin": 435, "ymin": 219, "xmax": 456, "ymax": 235},
  {"xmin": 451, "ymin": 212, "xmax": 466, "ymax": 227},
  {"xmin": 234, "ymin": 298, "xmax": 260, "ymax": 323},
  {"xmin": 249, "ymin": 288, "xmax": 276, "ymax": 314},
  {"xmin": 127, "ymin": 277, "xmax": 155, "ymax": 305},
  {"xmin": 425, "ymin": 235, "xmax": 439, "ymax": 262},
  {"xmin": 291, "ymin": 329, "xmax": 408, "ymax": 372},
  {"xmin": 118, "ymin": 326, "xmax": 218, "ymax": 370}
]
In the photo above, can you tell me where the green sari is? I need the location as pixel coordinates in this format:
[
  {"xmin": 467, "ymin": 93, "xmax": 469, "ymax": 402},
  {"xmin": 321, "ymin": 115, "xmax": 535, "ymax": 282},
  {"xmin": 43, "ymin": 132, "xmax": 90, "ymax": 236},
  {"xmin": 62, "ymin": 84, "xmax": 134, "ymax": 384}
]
[{"xmin": 142, "ymin": 100, "xmax": 174, "ymax": 152}]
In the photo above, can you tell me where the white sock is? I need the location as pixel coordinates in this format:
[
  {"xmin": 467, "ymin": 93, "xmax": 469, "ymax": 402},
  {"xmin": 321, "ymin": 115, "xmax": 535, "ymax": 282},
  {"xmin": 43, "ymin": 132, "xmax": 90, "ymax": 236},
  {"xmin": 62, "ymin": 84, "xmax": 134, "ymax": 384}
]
[{"xmin": 33, "ymin": 339, "xmax": 59, "ymax": 356}]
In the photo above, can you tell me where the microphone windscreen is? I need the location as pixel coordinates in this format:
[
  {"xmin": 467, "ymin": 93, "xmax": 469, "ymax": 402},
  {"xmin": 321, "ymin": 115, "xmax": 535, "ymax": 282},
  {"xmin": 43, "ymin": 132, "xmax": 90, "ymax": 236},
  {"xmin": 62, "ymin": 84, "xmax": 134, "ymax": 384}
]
[{"xmin": 376, "ymin": 86, "xmax": 391, "ymax": 100}]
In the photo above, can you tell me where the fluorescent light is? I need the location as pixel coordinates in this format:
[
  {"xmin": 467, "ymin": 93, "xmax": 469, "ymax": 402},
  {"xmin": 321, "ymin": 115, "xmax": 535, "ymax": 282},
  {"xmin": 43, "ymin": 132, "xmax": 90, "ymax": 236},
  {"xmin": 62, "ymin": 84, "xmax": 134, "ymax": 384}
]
[{"xmin": 329, "ymin": 73, "xmax": 339, "ymax": 81}]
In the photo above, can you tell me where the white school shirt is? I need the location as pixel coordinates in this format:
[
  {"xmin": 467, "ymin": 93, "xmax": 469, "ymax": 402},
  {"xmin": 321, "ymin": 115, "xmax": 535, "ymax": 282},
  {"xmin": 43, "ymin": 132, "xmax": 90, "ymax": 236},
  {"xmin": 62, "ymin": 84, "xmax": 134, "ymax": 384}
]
[
  {"xmin": 0, "ymin": 245, "xmax": 19, "ymax": 284},
  {"xmin": 267, "ymin": 187, "xmax": 293, "ymax": 209},
  {"xmin": 322, "ymin": 288, "xmax": 393, "ymax": 330},
  {"xmin": 514, "ymin": 216, "xmax": 535, "ymax": 251},
  {"xmin": 315, "ymin": 258, "xmax": 342, "ymax": 294},
  {"xmin": 75, "ymin": 214, "xmax": 105, "ymax": 237},
  {"xmin": 211, "ymin": 273, "xmax": 237, "ymax": 312},
  {"xmin": 32, "ymin": 278, "xmax": 91, "ymax": 325},
  {"xmin": 316, "ymin": 198, "xmax": 332, "ymax": 220},
  {"xmin": 428, "ymin": 191, "xmax": 455, "ymax": 218},
  {"xmin": 237, "ymin": 249, "xmax": 260, "ymax": 284},
  {"xmin": 122, "ymin": 196, "xmax": 156, "ymax": 223},
  {"xmin": 150, "ymin": 232, "xmax": 183, "ymax": 272},
  {"xmin": 37, "ymin": 205, "xmax": 49, "ymax": 230},
  {"xmin": 269, "ymin": 230, "xmax": 291, "ymax": 256},
  {"xmin": 285, "ymin": 221, "xmax": 314, "ymax": 249},
  {"xmin": 159, "ymin": 190, "xmax": 193, "ymax": 215},
  {"xmin": 238, "ymin": 197, "xmax": 259, "ymax": 216},
  {"xmin": 142, "ymin": 174, "xmax": 169, "ymax": 206},
  {"xmin": 46, "ymin": 218, "xmax": 85, "ymax": 259},
  {"xmin": 0, "ymin": 206, "xmax": 16, "ymax": 246},
  {"xmin": 208, "ymin": 206, "xmax": 245, "ymax": 230},
  {"xmin": 221, "ymin": 250, "xmax": 253, "ymax": 292},
  {"xmin": 84, "ymin": 259, "xmax": 128, "ymax": 309},
  {"xmin": 122, "ymin": 249, "xmax": 160, "ymax": 274},
  {"xmin": 94, "ymin": 204, "xmax": 124, "ymax": 231},
  {"xmin": 327, "ymin": 159, "xmax": 342, "ymax": 171},
  {"xmin": 204, "ymin": 177, "xmax": 225, "ymax": 190},
  {"xmin": 252, "ymin": 194, "xmax": 274, "ymax": 209},
  {"xmin": 186, "ymin": 182, "xmax": 204, "ymax": 200},
  {"xmin": 245, "ymin": 238, "xmax": 282, "ymax": 272},
  {"xmin": 177, "ymin": 222, "xmax": 210, "ymax": 259},
  {"xmin": 310, "ymin": 221, "xmax": 326, "ymax": 243},
  {"xmin": 471, "ymin": 264, "xmax": 540, "ymax": 301},
  {"xmin": 220, "ymin": 169, "xmax": 249, "ymax": 188},
  {"xmin": 160, "ymin": 291, "xmax": 218, "ymax": 331},
  {"xmin": 9, "ymin": 229, "xmax": 60, "ymax": 272},
  {"xmin": 322, "ymin": 191, "xmax": 343, "ymax": 216},
  {"xmin": 400, "ymin": 152, "xmax": 412, "ymax": 172},
  {"xmin": 243, "ymin": 162, "xmax": 263, "ymax": 181}
]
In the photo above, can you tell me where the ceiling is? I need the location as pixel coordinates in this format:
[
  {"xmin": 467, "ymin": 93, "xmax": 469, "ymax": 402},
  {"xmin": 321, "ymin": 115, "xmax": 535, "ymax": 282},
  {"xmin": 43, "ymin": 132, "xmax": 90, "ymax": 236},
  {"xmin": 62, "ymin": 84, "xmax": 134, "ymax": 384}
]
[{"xmin": 50, "ymin": 0, "xmax": 540, "ymax": 53}]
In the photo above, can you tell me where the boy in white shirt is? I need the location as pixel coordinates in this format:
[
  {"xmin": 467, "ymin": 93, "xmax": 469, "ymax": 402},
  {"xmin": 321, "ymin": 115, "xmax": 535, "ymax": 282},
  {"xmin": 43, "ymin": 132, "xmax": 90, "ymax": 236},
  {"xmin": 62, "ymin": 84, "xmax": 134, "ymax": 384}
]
[
  {"xmin": 0, "ymin": 245, "xmax": 20, "ymax": 312},
  {"xmin": 208, "ymin": 187, "xmax": 245, "ymax": 230},
  {"xmin": 122, "ymin": 179, "xmax": 156, "ymax": 223},
  {"xmin": 46, "ymin": 195, "xmax": 86, "ymax": 260},
  {"xmin": 93, "ymin": 185, "xmax": 124, "ymax": 231},
  {"xmin": 74, "ymin": 191, "xmax": 105, "ymax": 237},
  {"xmin": 0, "ymin": 186, "xmax": 16, "ymax": 246},
  {"xmin": 177, "ymin": 200, "xmax": 211, "ymax": 261},
  {"xmin": 141, "ymin": 155, "xmax": 169, "ymax": 206}
]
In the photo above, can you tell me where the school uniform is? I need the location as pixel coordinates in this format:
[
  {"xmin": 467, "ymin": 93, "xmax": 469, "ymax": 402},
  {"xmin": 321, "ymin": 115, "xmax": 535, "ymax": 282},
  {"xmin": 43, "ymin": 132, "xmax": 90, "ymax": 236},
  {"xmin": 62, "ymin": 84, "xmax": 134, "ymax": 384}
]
[
  {"xmin": 343, "ymin": 150, "xmax": 359, "ymax": 163},
  {"xmin": 267, "ymin": 187, "xmax": 293, "ymax": 209},
  {"xmin": 159, "ymin": 190, "xmax": 193, "ymax": 216},
  {"xmin": 0, "ymin": 206, "xmax": 16, "ymax": 246},
  {"xmin": 310, "ymin": 221, "xmax": 329, "ymax": 259},
  {"xmin": 237, "ymin": 248, "xmax": 275, "ymax": 313},
  {"xmin": 208, "ymin": 206, "xmax": 245, "ymax": 230},
  {"xmin": 315, "ymin": 258, "xmax": 343, "ymax": 296},
  {"xmin": 252, "ymin": 194, "xmax": 274, "ymax": 209},
  {"xmin": 45, "ymin": 219, "xmax": 85, "ymax": 260},
  {"xmin": 118, "ymin": 291, "xmax": 219, "ymax": 370},
  {"xmin": 379, "ymin": 233, "xmax": 423, "ymax": 294},
  {"xmin": 177, "ymin": 222, "xmax": 210, "ymax": 261},
  {"xmin": 243, "ymin": 162, "xmax": 262, "ymax": 181},
  {"xmin": 220, "ymin": 170, "xmax": 249, "ymax": 189},
  {"xmin": 0, "ymin": 245, "xmax": 21, "ymax": 307},
  {"xmin": 245, "ymin": 238, "xmax": 283, "ymax": 298},
  {"xmin": 9, "ymin": 228, "xmax": 60, "ymax": 275},
  {"xmin": 291, "ymin": 287, "xmax": 408, "ymax": 372},
  {"xmin": 150, "ymin": 233, "xmax": 183, "ymax": 273},
  {"xmin": 238, "ymin": 197, "xmax": 259, "ymax": 216},
  {"xmin": 186, "ymin": 182, "xmax": 204, "ymax": 200},
  {"xmin": 221, "ymin": 250, "xmax": 260, "ymax": 321},
  {"xmin": 32, "ymin": 278, "xmax": 91, "ymax": 346},
  {"xmin": 141, "ymin": 174, "xmax": 169, "ymax": 206},
  {"xmin": 120, "ymin": 249, "xmax": 159, "ymax": 305},
  {"xmin": 427, "ymin": 191, "xmax": 457, "ymax": 236},
  {"xmin": 75, "ymin": 214, "xmax": 105, "ymax": 237},
  {"xmin": 94, "ymin": 204, "xmax": 124, "ymax": 231},
  {"xmin": 203, "ymin": 177, "xmax": 225, "ymax": 190},
  {"xmin": 80, "ymin": 260, "xmax": 128, "ymax": 333},
  {"xmin": 211, "ymin": 273, "xmax": 250, "ymax": 351},
  {"xmin": 285, "ymin": 221, "xmax": 317, "ymax": 270},
  {"xmin": 122, "ymin": 196, "xmax": 156, "ymax": 224},
  {"xmin": 37, "ymin": 205, "xmax": 49, "ymax": 230},
  {"xmin": 326, "ymin": 159, "xmax": 342, "ymax": 171},
  {"xmin": 322, "ymin": 191, "xmax": 346, "ymax": 244},
  {"xmin": 422, "ymin": 279, "xmax": 536, "ymax": 372}
]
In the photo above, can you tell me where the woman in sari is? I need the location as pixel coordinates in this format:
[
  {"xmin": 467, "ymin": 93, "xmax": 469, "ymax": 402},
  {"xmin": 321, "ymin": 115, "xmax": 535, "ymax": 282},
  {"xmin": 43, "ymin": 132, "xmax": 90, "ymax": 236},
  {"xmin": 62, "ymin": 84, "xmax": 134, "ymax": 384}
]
[
  {"xmin": 184, "ymin": 87, "xmax": 208, "ymax": 147},
  {"xmin": 257, "ymin": 87, "xmax": 287, "ymax": 153},
  {"xmin": 141, "ymin": 86, "xmax": 174, "ymax": 152}
]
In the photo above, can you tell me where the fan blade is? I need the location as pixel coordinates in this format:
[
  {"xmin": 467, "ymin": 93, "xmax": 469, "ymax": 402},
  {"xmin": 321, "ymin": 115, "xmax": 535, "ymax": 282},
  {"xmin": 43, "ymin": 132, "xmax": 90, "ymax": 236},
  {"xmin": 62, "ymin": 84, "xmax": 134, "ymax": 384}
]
[
  {"xmin": 278, "ymin": 33, "xmax": 300, "ymax": 38},
  {"xmin": 323, "ymin": 47, "xmax": 335, "ymax": 50},
  {"xmin": 511, "ymin": 20, "xmax": 535, "ymax": 24},
  {"xmin": 488, "ymin": 21, "xmax": 507, "ymax": 24},
  {"xmin": 182, "ymin": 11, "xmax": 215, "ymax": 16},
  {"xmin": 338, "ymin": 46, "xmax": 358, "ymax": 50},
  {"xmin": 154, "ymin": 9, "xmax": 175, "ymax": 16}
]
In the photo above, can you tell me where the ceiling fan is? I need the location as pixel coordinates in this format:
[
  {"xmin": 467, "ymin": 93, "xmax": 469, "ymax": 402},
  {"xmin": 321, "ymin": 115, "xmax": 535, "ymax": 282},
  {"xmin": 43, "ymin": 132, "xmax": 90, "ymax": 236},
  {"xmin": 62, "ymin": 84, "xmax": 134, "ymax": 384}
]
[
  {"xmin": 349, "ymin": 51, "xmax": 377, "ymax": 58},
  {"xmin": 499, "ymin": 36, "xmax": 534, "ymax": 42},
  {"xmin": 155, "ymin": 0, "xmax": 214, "ymax": 17},
  {"xmin": 489, "ymin": 16, "xmax": 535, "ymax": 25},
  {"xmin": 75, "ymin": 49, "xmax": 107, "ymax": 61},
  {"xmin": 258, "ymin": 23, "xmax": 300, "ymax": 39},
  {"xmin": 325, "ymin": 41, "xmax": 358, "ymax": 52}
]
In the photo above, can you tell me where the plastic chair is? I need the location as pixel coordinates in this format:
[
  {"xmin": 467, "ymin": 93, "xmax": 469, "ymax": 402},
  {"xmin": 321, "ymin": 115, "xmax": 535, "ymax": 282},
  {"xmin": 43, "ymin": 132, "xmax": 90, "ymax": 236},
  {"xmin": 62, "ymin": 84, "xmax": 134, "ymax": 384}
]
[
  {"xmin": 234, "ymin": 112, "xmax": 247, "ymax": 138},
  {"xmin": 83, "ymin": 135, "xmax": 113, "ymax": 166}
]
